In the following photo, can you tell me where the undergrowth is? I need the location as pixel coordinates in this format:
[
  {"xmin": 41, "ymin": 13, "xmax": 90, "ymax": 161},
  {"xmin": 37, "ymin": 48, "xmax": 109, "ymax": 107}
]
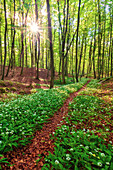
[
  {"xmin": 42, "ymin": 85, "xmax": 113, "ymax": 169},
  {"xmin": 0, "ymin": 78, "xmax": 87, "ymax": 168}
]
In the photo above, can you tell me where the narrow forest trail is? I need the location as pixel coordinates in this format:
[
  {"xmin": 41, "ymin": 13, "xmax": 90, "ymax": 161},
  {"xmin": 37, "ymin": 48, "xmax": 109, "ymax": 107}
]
[{"xmin": 2, "ymin": 81, "xmax": 90, "ymax": 170}]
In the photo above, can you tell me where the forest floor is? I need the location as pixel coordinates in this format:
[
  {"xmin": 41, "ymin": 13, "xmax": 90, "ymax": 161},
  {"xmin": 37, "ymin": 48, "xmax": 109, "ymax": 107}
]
[
  {"xmin": 0, "ymin": 68, "xmax": 113, "ymax": 169},
  {"xmin": 1, "ymin": 77, "xmax": 113, "ymax": 170},
  {"xmin": 0, "ymin": 67, "xmax": 53, "ymax": 85},
  {"xmin": 1, "ymin": 81, "xmax": 90, "ymax": 170},
  {"xmin": 0, "ymin": 67, "xmax": 59, "ymax": 101}
]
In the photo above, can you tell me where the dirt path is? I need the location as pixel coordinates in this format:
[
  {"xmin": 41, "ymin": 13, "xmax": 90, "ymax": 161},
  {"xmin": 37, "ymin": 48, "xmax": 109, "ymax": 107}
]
[{"xmin": 2, "ymin": 81, "xmax": 90, "ymax": 170}]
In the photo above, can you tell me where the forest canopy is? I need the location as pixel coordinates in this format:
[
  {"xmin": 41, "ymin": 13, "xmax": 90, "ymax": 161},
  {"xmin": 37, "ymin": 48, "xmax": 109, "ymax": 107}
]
[{"xmin": 0, "ymin": 0, "xmax": 113, "ymax": 86}]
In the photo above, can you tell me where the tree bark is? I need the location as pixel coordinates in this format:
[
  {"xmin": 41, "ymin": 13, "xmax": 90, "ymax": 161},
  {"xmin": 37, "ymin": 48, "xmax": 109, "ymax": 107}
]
[
  {"xmin": 20, "ymin": 3, "xmax": 24, "ymax": 75},
  {"xmin": 78, "ymin": 34, "xmax": 84, "ymax": 77},
  {"xmin": 110, "ymin": 10, "xmax": 113, "ymax": 76},
  {"xmin": 97, "ymin": 0, "xmax": 101, "ymax": 79},
  {"xmin": 6, "ymin": 0, "xmax": 16, "ymax": 77},
  {"xmin": 75, "ymin": 0, "xmax": 81, "ymax": 82},
  {"xmin": 46, "ymin": 0, "xmax": 54, "ymax": 88},
  {"xmin": 0, "ymin": 3, "xmax": 2, "ymax": 76},
  {"xmin": 2, "ymin": 0, "xmax": 7, "ymax": 80},
  {"xmin": 82, "ymin": 37, "xmax": 87, "ymax": 76},
  {"xmin": 92, "ymin": 15, "xmax": 97, "ymax": 79},
  {"xmin": 35, "ymin": 0, "xmax": 40, "ymax": 80}
]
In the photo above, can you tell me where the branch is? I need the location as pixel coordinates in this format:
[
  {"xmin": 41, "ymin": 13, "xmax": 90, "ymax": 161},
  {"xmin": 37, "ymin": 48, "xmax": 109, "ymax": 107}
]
[{"xmin": 64, "ymin": 29, "xmax": 77, "ymax": 58}]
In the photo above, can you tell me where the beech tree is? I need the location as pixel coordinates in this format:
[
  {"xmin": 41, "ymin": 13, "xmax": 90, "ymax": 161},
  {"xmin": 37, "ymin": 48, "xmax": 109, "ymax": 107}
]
[
  {"xmin": 1, "ymin": 0, "xmax": 7, "ymax": 80},
  {"xmin": 0, "ymin": 0, "xmax": 112, "ymax": 83},
  {"xmin": 46, "ymin": 0, "xmax": 54, "ymax": 88}
]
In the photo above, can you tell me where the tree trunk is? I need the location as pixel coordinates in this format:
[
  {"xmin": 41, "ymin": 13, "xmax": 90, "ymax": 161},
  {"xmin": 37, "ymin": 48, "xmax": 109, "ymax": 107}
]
[
  {"xmin": 25, "ymin": 10, "xmax": 29, "ymax": 68},
  {"xmin": 97, "ymin": 0, "xmax": 101, "ymax": 79},
  {"xmin": 102, "ymin": 1, "xmax": 106, "ymax": 78},
  {"xmin": 35, "ymin": 0, "xmax": 40, "ymax": 80},
  {"xmin": 0, "ymin": 3, "xmax": 2, "ymax": 76},
  {"xmin": 110, "ymin": 10, "xmax": 113, "ymax": 76},
  {"xmin": 75, "ymin": 0, "xmax": 81, "ymax": 82},
  {"xmin": 82, "ymin": 37, "xmax": 87, "ymax": 76},
  {"xmin": 2, "ymin": 0, "xmax": 7, "ymax": 80},
  {"xmin": 20, "ymin": 6, "xmax": 24, "ymax": 75},
  {"xmin": 71, "ymin": 41, "xmax": 75, "ymax": 83},
  {"xmin": 6, "ymin": 0, "xmax": 16, "ymax": 77},
  {"xmin": 46, "ymin": 0, "xmax": 54, "ymax": 88},
  {"xmin": 78, "ymin": 34, "xmax": 84, "ymax": 77},
  {"xmin": 87, "ymin": 39, "xmax": 93, "ymax": 76}
]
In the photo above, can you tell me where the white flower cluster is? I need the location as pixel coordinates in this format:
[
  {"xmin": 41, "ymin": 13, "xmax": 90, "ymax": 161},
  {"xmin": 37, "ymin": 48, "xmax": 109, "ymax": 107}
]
[
  {"xmin": 66, "ymin": 154, "xmax": 71, "ymax": 161},
  {"xmin": 55, "ymin": 160, "xmax": 59, "ymax": 164}
]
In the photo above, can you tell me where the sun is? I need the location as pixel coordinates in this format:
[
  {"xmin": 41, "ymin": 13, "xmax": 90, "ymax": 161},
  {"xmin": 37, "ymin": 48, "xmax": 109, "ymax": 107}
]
[{"xmin": 30, "ymin": 22, "xmax": 39, "ymax": 33}]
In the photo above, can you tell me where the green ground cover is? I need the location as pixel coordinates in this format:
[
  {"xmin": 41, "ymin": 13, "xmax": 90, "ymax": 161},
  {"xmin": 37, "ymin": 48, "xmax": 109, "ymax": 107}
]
[
  {"xmin": 54, "ymin": 76, "xmax": 75, "ymax": 85},
  {"xmin": 42, "ymin": 80, "xmax": 113, "ymax": 170},
  {"xmin": 0, "ymin": 78, "xmax": 87, "ymax": 167}
]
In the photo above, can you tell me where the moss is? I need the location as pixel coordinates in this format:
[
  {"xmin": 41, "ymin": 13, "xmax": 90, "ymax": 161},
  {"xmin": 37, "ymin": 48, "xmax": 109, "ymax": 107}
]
[
  {"xmin": 27, "ymin": 84, "xmax": 35, "ymax": 88},
  {"xmin": 30, "ymin": 89, "xmax": 37, "ymax": 93},
  {"xmin": 19, "ymin": 90, "xmax": 25, "ymax": 94},
  {"xmin": 8, "ymin": 81, "xmax": 13, "ymax": 86},
  {"xmin": 0, "ymin": 87, "xmax": 7, "ymax": 93},
  {"xmin": 0, "ymin": 81, "xmax": 6, "ymax": 87},
  {"xmin": 11, "ymin": 87, "xmax": 17, "ymax": 91},
  {"xmin": 6, "ymin": 87, "xmax": 11, "ymax": 91}
]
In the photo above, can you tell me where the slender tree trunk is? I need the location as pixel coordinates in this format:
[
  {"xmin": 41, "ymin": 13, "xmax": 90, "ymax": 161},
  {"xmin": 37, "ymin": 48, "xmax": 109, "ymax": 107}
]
[
  {"xmin": 87, "ymin": 39, "xmax": 93, "ymax": 76},
  {"xmin": 20, "ymin": 6, "xmax": 24, "ymax": 75},
  {"xmin": 65, "ymin": 16, "xmax": 71, "ymax": 76},
  {"xmin": 46, "ymin": 0, "xmax": 54, "ymax": 88},
  {"xmin": 35, "ymin": 0, "xmax": 40, "ymax": 80},
  {"xmin": 2, "ymin": 0, "xmax": 7, "ymax": 80},
  {"xmin": 41, "ymin": 43, "xmax": 44, "ymax": 68},
  {"xmin": 6, "ymin": 0, "xmax": 16, "ymax": 77},
  {"xmin": 0, "ymin": 3, "xmax": 2, "ymax": 76},
  {"xmin": 12, "ymin": 0, "xmax": 16, "ymax": 77},
  {"xmin": 71, "ymin": 41, "xmax": 75, "ymax": 82},
  {"xmin": 61, "ymin": 0, "xmax": 69, "ymax": 84},
  {"xmin": 30, "ymin": 36, "xmax": 33, "ymax": 67},
  {"xmin": 58, "ymin": 30, "xmax": 61, "ymax": 76},
  {"xmin": 57, "ymin": 0, "xmax": 69, "ymax": 84},
  {"xmin": 97, "ymin": 0, "xmax": 101, "ymax": 79},
  {"xmin": 46, "ymin": 40, "xmax": 48, "ymax": 69},
  {"xmin": 107, "ymin": 45, "xmax": 110, "ymax": 77},
  {"xmin": 110, "ymin": 10, "xmax": 113, "ymax": 76},
  {"xmin": 82, "ymin": 37, "xmax": 87, "ymax": 76},
  {"xmin": 25, "ymin": 10, "xmax": 29, "ymax": 68},
  {"xmin": 78, "ymin": 34, "xmax": 84, "ymax": 77},
  {"xmin": 75, "ymin": 0, "xmax": 81, "ymax": 82},
  {"xmin": 59, "ymin": 56, "xmax": 61, "ymax": 76},
  {"xmin": 92, "ymin": 23, "xmax": 97, "ymax": 79},
  {"xmin": 102, "ymin": 1, "xmax": 106, "ymax": 78},
  {"xmin": 57, "ymin": 0, "xmax": 62, "ymax": 76}
]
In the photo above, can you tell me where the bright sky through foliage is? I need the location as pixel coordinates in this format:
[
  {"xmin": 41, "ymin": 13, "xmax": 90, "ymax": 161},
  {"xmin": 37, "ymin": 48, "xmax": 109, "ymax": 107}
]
[{"xmin": 30, "ymin": 22, "xmax": 39, "ymax": 33}]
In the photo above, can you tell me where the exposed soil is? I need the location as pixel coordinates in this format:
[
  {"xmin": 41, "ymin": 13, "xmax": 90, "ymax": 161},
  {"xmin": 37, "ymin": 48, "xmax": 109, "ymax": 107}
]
[{"xmin": 1, "ymin": 81, "xmax": 90, "ymax": 170}]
